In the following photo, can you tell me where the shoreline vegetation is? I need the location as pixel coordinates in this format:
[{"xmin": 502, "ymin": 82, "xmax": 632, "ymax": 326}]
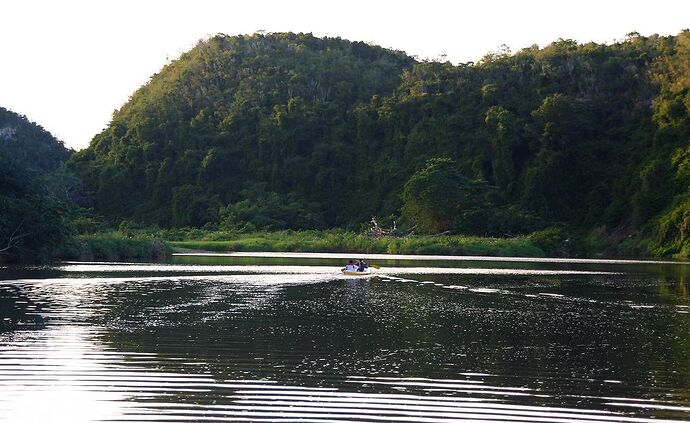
[
  {"xmin": 61, "ymin": 227, "xmax": 607, "ymax": 262},
  {"xmin": 64, "ymin": 233, "xmax": 171, "ymax": 261},
  {"xmin": 167, "ymin": 231, "xmax": 545, "ymax": 257}
]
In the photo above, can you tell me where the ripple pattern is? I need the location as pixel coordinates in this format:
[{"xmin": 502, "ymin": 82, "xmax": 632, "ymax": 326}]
[{"xmin": 1, "ymin": 261, "xmax": 689, "ymax": 422}]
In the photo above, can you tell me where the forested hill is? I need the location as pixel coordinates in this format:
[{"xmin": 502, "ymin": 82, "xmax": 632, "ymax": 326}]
[
  {"xmin": 0, "ymin": 107, "xmax": 72, "ymax": 173},
  {"xmin": 69, "ymin": 31, "xmax": 690, "ymax": 255},
  {"xmin": 0, "ymin": 107, "xmax": 74, "ymax": 261},
  {"xmin": 69, "ymin": 32, "xmax": 413, "ymax": 228}
]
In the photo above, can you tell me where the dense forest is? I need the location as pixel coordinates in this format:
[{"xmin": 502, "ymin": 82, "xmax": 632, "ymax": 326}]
[
  {"xmin": 3, "ymin": 30, "xmax": 690, "ymax": 260},
  {"xmin": 68, "ymin": 33, "xmax": 414, "ymax": 229},
  {"xmin": 0, "ymin": 107, "xmax": 74, "ymax": 261}
]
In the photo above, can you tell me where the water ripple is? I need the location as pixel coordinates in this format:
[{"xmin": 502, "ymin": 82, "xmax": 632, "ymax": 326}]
[{"xmin": 1, "ymin": 261, "xmax": 689, "ymax": 422}]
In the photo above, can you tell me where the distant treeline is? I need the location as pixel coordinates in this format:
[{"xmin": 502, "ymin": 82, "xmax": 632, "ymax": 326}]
[{"xmin": 2, "ymin": 31, "xmax": 690, "ymax": 261}]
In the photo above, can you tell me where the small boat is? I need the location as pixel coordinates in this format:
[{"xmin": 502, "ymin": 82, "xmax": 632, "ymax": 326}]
[{"xmin": 341, "ymin": 269, "xmax": 375, "ymax": 276}]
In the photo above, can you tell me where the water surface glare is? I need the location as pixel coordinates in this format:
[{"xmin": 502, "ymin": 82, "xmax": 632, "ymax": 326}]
[{"xmin": 1, "ymin": 255, "xmax": 690, "ymax": 422}]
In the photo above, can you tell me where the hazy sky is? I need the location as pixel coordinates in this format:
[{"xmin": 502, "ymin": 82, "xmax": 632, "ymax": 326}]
[{"xmin": 1, "ymin": 0, "xmax": 688, "ymax": 150}]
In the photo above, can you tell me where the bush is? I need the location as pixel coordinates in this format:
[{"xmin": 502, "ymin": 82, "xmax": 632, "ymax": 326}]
[
  {"xmin": 219, "ymin": 185, "xmax": 325, "ymax": 231},
  {"xmin": 527, "ymin": 227, "xmax": 569, "ymax": 255}
]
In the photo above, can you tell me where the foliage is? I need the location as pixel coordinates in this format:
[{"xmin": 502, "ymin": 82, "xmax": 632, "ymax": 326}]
[
  {"xmin": 402, "ymin": 158, "xmax": 471, "ymax": 233},
  {"xmin": 167, "ymin": 229, "xmax": 545, "ymax": 257},
  {"xmin": 639, "ymin": 30, "xmax": 690, "ymax": 256},
  {"xmin": 48, "ymin": 29, "xmax": 690, "ymax": 257},
  {"xmin": 0, "ymin": 107, "xmax": 72, "ymax": 173},
  {"xmin": 67, "ymin": 232, "xmax": 170, "ymax": 261},
  {"xmin": 402, "ymin": 158, "xmax": 543, "ymax": 235},
  {"xmin": 219, "ymin": 183, "xmax": 325, "ymax": 231},
  {"xmin": 171, "ymin": 184, "xmax": 219, "ymax": 227},
  {"xmin": 68, "ymin": 32, "xmax": 412, "ymax": 227},
  {"xmin": 0, "ymin": 192, "xmax": 74, "ymax": 262},
  {"xmin": 0, "ymin": 109, "xmax": 75, "ymax": 262}
]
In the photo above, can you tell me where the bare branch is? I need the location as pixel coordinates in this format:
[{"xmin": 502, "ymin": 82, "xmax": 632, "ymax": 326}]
[
  {"xmin": 369, "ymin": 216, "xmax": 399, "ymax": 238},
  {"xmin": 0, "ymin": 220, "xmax": 29, "ymax": 254}
]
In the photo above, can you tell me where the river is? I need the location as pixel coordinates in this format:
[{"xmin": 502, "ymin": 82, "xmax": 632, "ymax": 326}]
[{"xmin": 1, "ymin": 253, "xmax": 689, "ymax": 422}]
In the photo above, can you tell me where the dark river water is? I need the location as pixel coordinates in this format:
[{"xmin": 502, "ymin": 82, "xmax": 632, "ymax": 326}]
[{"xmin": 1, "ymin": 253, "xmax": 689, "ymax": 422}]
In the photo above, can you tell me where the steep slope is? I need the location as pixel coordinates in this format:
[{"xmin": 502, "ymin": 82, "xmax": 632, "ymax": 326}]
[
  {"xmin": 0, "ymin": 106, "xmax": 71, "ymax": 173},
  {"xmin": 69, "ymin": 32, "xmax": 413, "ymax": 227},
  {"xmin": 351, "ymin": 35, "xmax": 667, "ymax": 229},
  {"xmin": 349, "ymin": 31, "xmax": 690, "ymax": 254}
]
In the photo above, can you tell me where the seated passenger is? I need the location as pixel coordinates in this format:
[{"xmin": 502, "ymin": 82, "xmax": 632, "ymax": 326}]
[
  {"xmin": 357, "ymin": 259, "xmax": 367, "ymax": 272},
  {"xmin": 343, "ymin": 260, "xmax": 357, "ymax": 271}
]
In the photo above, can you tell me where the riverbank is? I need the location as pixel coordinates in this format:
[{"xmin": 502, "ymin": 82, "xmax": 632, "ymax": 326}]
[
  {"xmin": 37, "ymin": 226, "xmax": 689, "ymax": 263},
  {"xmin": 63, "ymin": 233, "xmax": 171, "ymax": 261},
  {"xmin": 167, "ymin": 230, "xmax": 547, "ymax": 257}
]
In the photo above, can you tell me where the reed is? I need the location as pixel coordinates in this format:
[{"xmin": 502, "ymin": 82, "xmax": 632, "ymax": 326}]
[{"xmin": 66, "ymin": 232, "xmax": 171, "ymax": 261}]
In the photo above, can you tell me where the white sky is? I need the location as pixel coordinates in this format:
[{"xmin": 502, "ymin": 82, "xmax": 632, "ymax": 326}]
[{"xmin": 1, "ymin": 0, "xmax": 688, "ymax": 150}]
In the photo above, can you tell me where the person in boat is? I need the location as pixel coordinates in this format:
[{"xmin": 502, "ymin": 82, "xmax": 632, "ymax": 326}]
[
  {"xmin": 343, "ymin": 260, "xmax": 357, "ymax": 271},
  {"xmin": 357, "ymin": 259, "xmax": 368, "ymax": 272}
]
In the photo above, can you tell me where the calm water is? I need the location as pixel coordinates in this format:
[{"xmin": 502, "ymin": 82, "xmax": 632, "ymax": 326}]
[{"xmin": 1, "ymin": 253, "xmax": 689, "ymax": 422}]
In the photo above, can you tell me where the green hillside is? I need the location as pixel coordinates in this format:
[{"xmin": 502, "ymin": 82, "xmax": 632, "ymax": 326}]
[
  {"xmin": 69, "ymin": 32, "xmax": 413, "ymax": 228},
  {"xmin": 68, "ymin": 31, "xmax": 690, "ymax": 256}
]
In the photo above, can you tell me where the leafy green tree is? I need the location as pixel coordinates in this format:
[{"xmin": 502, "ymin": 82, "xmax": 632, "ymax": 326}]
[
  {"xmin": 171, "ymin": 185, "xmax": 219, "ymax": 227},
  {"xmin": 403, "ymin": 158, "xmax": 478, "ymax": 233},
  {"xmin": 219, "ymin": 183, "xmax": 324, "ymax": 231},
  {"xmin": 485, "ymin": 106, "xmax": 521, "ymax": 193}
]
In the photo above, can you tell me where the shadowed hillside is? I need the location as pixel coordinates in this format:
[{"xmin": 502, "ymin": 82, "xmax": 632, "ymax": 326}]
[{"xmin": 0, "ymin": 107, "xmax": 74, "ymax": 261}]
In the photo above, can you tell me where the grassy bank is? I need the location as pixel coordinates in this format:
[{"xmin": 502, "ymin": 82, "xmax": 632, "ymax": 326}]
[
  {"xmin": 55, "ymin": 227, "xmax": 603, "ymax": 261},
  {"xmin": 166, "ymin": 229, "xmax": 547, "ymax": 257}
]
